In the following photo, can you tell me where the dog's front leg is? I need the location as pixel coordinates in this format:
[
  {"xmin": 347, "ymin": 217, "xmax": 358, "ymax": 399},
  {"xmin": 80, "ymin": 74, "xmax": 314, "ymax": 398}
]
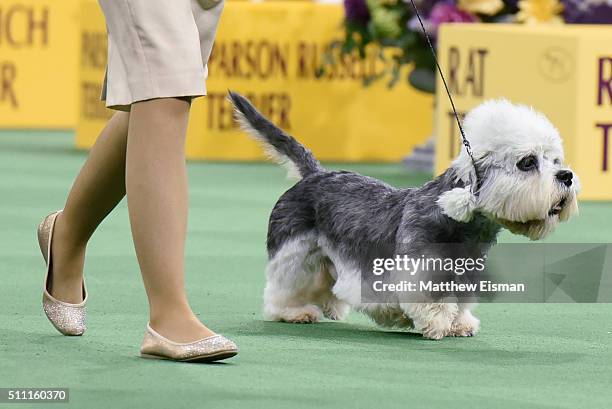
[
  {"xmin": 401, "ymin": 302, "xmax": 458, "ymax": 340},
  {"xmin": 449, "ymin": 302, "xmax": 480, "ymax": 337}
]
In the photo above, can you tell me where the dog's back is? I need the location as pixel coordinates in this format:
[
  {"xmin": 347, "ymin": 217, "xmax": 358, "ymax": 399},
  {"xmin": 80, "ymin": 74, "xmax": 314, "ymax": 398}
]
[{"xmin": 267, "ymin": 170, "xmax": 405, "ymax": 259}]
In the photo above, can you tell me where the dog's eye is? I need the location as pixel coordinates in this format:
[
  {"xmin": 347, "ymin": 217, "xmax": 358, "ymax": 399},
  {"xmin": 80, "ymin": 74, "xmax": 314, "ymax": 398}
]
[
  {"xmin": 517, "ymin": 155, "xmax": 538, "ymax": 171},
  {"xmin": 553, "ymin": 158, "xmax": 561, "ymax": 165}
]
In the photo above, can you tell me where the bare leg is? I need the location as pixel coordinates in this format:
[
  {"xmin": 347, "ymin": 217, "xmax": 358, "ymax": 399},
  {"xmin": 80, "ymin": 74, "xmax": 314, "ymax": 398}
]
[
  {"xmin": 126, "ymin": 98, "xmax": 214, "ymax": 342},
  {"xmin": 51, "ymin": 112, "xmax": 129, "ymax": 303}
]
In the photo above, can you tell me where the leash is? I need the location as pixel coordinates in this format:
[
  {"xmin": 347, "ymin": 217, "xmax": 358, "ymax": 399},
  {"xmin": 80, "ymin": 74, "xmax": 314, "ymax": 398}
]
[{"xmin": 408, "ymin": 0, "xmax": 480, "ymax": 192}]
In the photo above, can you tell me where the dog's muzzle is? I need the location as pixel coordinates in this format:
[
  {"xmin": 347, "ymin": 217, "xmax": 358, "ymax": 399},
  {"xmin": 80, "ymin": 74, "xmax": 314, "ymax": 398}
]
[{"xmin": 548, "ymin": 197, "xmax": 567, "ymax": 216}]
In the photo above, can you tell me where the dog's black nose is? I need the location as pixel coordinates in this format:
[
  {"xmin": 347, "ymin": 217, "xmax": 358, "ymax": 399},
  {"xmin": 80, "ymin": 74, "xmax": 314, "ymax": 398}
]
[{"xmin": 556, "ymin": 170, "xmax": 573, "ymax": 187}]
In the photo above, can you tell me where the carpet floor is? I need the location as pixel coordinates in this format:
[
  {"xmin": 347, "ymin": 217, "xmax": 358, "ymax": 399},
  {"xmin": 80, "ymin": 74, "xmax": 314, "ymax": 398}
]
[{"xmin": 1, "ymin": 131, "xmax": 610, "ymax": 409}]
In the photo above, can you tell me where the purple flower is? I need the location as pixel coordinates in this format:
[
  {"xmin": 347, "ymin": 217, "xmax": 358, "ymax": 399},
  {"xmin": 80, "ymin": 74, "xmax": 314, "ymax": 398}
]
[
  {"xmin": 344, "ymin": 0, "xmax": 370, "ymax": 25},
  {"xmin": 429, "ymin": 2, "xmax": 479, "ymax": 25},
  {"xmin": 411, "ymin": 2, "xmax": 478, "ymax": 37},
  {"xmin": 563, "ymin": 0, "xmax": 612, "ymax": 24}
]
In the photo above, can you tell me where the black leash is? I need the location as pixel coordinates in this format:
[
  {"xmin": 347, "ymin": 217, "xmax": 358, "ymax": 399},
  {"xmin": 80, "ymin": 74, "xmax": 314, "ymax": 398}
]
[{"xmin": 408, "ymin": 0, "xmax": 480, "ymax": 191}]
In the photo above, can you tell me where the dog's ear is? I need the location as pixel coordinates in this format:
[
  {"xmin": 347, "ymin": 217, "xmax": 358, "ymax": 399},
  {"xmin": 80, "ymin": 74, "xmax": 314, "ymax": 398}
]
[{"xmin": 437, "ymin": 187, "xmax": 478, "ymax": 223}]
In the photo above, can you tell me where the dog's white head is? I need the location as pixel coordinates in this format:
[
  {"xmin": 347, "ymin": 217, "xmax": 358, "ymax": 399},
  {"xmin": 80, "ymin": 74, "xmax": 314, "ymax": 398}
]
[{"xmin": 438, "ymin": 100, "xmax": 579, "ymax": 240}]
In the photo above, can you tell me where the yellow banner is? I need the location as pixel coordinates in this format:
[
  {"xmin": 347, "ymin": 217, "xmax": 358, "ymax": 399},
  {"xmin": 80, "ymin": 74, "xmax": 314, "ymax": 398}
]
[
  {"xmin": 76, "ymin": 1, "xmax": 434, "ymax": 162},
  {"xmin": 436, "ymin": 24, "xmax": 612, "ymax": 200},
  {"xmin": 0, "ymin": 0, "xmax": 79, "ymax": 128}
]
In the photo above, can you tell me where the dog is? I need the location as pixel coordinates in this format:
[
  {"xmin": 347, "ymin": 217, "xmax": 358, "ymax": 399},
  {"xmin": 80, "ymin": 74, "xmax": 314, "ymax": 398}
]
[{"xmin": 229, "ymin": 91, "xmax": 579, "ymax": 340}]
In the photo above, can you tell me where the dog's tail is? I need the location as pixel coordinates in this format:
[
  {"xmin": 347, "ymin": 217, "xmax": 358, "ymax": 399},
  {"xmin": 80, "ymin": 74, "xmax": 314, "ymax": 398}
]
[{"xmin": 228, "ymin": 91, "xmax": 324, "ymax": 179}]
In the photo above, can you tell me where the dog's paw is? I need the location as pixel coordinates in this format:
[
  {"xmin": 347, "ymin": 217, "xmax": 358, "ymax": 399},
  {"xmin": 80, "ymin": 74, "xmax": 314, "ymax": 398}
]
[
  {"xmin": 279, "ymin": 305, "xmax": 323, "ymax": 324},
  {"xmin": 406, "ymin": 303, "xmax": 456, "ymax": 340},
  {"xmin": 449, "ymin": 311, "xmax": 480, "ymax": 337},
  {"xmin": 422, "ymin": 320, "xmax": 452, "ymax": 340},
  {"xmin": 322, "ymin": 300, "xmax": 350, "ymax": 321},
  {"xmin": 420, "ymin": 312, "xmax": 454, "ymax": 340},
  {"xmin": 287, "ymin": 312, "xmax": 320, "ymax": 324}
]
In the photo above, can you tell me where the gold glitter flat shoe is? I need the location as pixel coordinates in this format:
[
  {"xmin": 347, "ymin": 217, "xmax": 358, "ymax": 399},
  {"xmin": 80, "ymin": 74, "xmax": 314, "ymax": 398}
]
[
  {"xmin": 37, "ymin": 210, "xmax": 87, "ymax": 336},
  {"xmin": 140, "ymin": 324, "xmax": 238, "ymax": 363}
]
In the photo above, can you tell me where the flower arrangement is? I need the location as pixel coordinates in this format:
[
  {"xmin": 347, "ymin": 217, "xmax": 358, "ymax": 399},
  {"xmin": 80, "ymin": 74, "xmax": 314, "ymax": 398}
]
[{"xmin": 338, "ymin": 0, "xmax": 612, "ymax": 92}]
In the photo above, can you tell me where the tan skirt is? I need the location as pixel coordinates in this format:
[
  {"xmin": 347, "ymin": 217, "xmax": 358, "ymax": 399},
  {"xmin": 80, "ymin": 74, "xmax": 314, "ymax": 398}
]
[{"xmin": 98, "ymin": 0, "xmax": 224, "ymax": 111}]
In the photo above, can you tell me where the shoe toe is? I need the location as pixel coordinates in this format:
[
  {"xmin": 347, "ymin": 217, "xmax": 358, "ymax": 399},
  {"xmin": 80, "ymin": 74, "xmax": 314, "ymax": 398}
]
[
  {"xmin": 218, "ymin": 336, "xmax": 238, "ymax": 352},
  {"xmin": 42, "ymin": 294, "xmax": 86, "ymax": 336}
]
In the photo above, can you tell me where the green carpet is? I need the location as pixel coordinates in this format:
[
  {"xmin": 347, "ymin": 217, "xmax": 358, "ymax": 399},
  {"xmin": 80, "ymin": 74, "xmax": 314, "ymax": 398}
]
[{"xmin": 1, "ymin": 131, "xmax": 611, "ymax": 409}]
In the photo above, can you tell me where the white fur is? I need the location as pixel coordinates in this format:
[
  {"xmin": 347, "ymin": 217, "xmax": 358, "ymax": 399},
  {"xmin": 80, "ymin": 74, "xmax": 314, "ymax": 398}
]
[
  {"xmin": 264, "ymin": 233, "xmax": 350, "ymax": 323},
  {"xmin": 401, "ymin": 302, "xmax": 459, "ymax": 340},
  {"xmin": 437, "ymin": 186, "xmax": 477, "ymax": 222},
  {"xmin": 450, "ymin": 304, "xmax": 480, "ymax": 337}
]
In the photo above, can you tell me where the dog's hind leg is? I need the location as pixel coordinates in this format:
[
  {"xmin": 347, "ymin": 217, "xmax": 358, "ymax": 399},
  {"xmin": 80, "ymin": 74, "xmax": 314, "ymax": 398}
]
[
  {"xmin": 263, "ymin": 233, "xmax": 329, "ymax": 323},
  {"xmin": 318, "ymin": 262, "xmax": 351, "ymax": 321}
]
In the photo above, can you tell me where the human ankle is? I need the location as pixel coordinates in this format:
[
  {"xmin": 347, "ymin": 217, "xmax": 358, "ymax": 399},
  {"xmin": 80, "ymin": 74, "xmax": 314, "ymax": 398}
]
[
  {"xmin": 53, "ymin": 212, "xmax": 89, "ymax": 254},
  {"xmin": 149, "ymin": 304, "xmax": 194, "ymax": 326},
  {"xmin": 150, "ymin": 304, "xmax": 214, "ymax": 328}
]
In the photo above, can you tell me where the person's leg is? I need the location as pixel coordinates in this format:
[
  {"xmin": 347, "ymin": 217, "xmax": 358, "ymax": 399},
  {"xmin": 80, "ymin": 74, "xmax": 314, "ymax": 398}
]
[
  {"xmin": 126, "ymin": 97, "xmax": 214, "ymax": 342},
  {"xmin": 50, "ymin": 112, "xmax": 130, "ymax": 303}
]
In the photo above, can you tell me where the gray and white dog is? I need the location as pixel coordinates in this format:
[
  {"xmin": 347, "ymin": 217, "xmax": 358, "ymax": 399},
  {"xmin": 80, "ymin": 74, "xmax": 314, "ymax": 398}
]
[{"xmin": 229, "ymin": 91, "xmax": 579, "ymax": 340}]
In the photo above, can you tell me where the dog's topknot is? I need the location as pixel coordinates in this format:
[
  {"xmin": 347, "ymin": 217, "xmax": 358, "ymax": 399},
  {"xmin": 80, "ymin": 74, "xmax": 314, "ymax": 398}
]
[{"xmin": 451, "ymin": 99, "xmax": 563, "ymax": 184}]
